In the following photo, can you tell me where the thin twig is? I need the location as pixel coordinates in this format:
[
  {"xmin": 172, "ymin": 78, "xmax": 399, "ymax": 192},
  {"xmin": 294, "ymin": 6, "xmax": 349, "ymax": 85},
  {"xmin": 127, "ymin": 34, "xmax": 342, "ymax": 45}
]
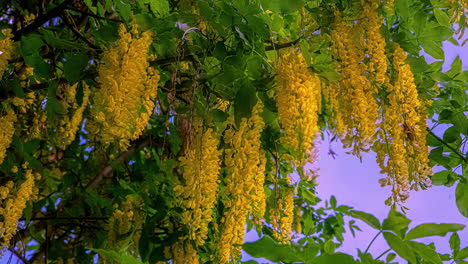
[
  {"xmin": 427, "ymin": 129, "xmax": 466, "ymax": 163},
  {"xmin": 7, "ymin": 248, "xmax": 30, "ymax": 264},
  {"xmin": 364, "ymin": 230, "xmax": 382, "ymax": 253},
  {"xmin": 64, "ymin": 6, "xmax": 123, "ymax": 22},
  {"xmin": 375, "ymin": 249, "xmax": 392, "ymax": 260}
]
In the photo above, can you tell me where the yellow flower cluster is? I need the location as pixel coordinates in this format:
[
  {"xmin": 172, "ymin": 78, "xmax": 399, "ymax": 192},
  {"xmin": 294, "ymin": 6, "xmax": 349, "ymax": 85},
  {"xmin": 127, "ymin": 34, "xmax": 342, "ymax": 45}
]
[
  {"xmin": 328, "ymin": 13, "xmax": 380, "ymax": 155},
  {"xmin": 276, "ymin": 50, "xmax": 321, "ymax": 171},
  {"xmin": 0, "ymin": 108, "xmax": 17, "ymax": 164},
  {"xmin": 52, "ymin": 82, "xmax": 90, "ymax": 149},
  {"xmin": 217, "ymin": 103, "xmax": 266, "ymax": 263},
  {"xmin": 107, "ymin": 195, "xmax": 144, "ymax": 248},
  {"xmin": 170, "ymin": 240, "xmax": 199, "ymax": 264},
  {"xmin": 0, "ymin": 29, "xmax": 14, "ymax": 75},
  {"xmin": 270, "ymin": 177, "xmax": 295, "ymax": 243},
  {"xmin": 87, "ymin": 24, "xmax": 160, "ymax": 150},
  {"xmin": 0, "ymin": 168, "xmax": 38, "ymax": 247},
  {"xmin": 376, "ymin": 45, "xmax": 432, "ymax": 204},
  {"xmin": 175, "ymin": 119, "xmax": 222, "ymax": 245},
  {"xmin": 361, "ymin": 3, "xmax": 388, "ymax": 85}
]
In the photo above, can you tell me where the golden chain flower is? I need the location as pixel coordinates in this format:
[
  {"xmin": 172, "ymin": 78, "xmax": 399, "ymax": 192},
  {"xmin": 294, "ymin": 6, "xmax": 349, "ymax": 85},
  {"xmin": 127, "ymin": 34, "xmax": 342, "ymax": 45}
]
[
  {"xmin": 0, "ymin": 107, "xmax": 17, "ymax": 164},
  {"xmin": 87, "ymin": 23, "xmax": 160, "ymax": 150},
  {"xmin": 329, "ymin": 12, "xmax": 380, "ymax": 156},
  {"xmin": 217, "ymin": 103, "xmax": 266, "ymax": 263},
  {"xmin": 0, "ymin": 29, "xmax": 14, "ymax": 75},
  {"xmin": 276, "ymin": 49, "xmax": 321, "ymax": 178},
  {"xmin": 175, "ymin": 119, "xmax": 222, "ymax": 245},
  {"xmin": 377, "ymin": 45, "xmax": 432, "ymax": 204},
  {"xmin": 0, "ymin": 168, "xmax": 38, "ymax": 247}
]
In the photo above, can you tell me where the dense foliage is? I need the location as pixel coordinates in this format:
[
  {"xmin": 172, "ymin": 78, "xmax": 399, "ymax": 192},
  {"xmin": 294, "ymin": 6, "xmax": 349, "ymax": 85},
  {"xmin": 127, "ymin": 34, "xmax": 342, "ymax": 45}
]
[{"xmin": 0, "ymin": 0, "xmax": 467, "ymax": 263}]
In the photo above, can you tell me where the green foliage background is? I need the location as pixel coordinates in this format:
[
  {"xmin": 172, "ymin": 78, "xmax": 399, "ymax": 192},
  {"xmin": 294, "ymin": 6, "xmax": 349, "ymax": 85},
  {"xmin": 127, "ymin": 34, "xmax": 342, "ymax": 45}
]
[{"xmin": 0, "ymin": 0, "xmax": 467, "ymax": 263}]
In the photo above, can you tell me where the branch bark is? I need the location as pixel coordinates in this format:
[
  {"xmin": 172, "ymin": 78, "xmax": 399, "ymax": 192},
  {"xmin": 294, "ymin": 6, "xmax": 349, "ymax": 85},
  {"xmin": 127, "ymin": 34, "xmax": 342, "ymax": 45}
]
[{"xmin": 13, "ymin": 0, "xmax": 74, "ymax": 40}]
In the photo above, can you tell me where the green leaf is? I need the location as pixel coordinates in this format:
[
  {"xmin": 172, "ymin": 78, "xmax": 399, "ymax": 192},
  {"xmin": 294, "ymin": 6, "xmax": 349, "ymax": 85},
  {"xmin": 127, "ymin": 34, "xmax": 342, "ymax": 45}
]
[
  {"xmin": 450, "ymin": 232, "xmax": 460, "ymax": 256},
  {"xmin": 382, "ymin": 210, "xmax": 410, "ymax": 238},
  {"xmin": 430, "ymin": 170, "xmax": 450, "ymax": 186},
  {"xmin": 242, "ymin": 237, "xmax": 302, "ymax": 262},
  {"xmin": 313, "ymin": 253, "xmax": 356, "ymax": 264},
  {"xmin": 455, "ymin": 181, "xmax": 468, "ymax": 217},
  {"xmin": 383, "ymin": 232, "xmax": 416, "ymax": 263},
  {"xmin": 386, "ymin": 253, "xmax": 396, "ymax": 262},
  {"xmin": 64, "ymin": 52, "xmax": 88, "ymax": 84},
  {"xmin": 234, "ymin": 81, "xmax": 257, "ymax": 127},
  {"xmin": 114, "ymin": 0, "xmax": 132, "ymax": 21},
  {"xmin": 147, "ymin": 0, "xmax": 170, "ymax": 17},
  {"xmin": 456, "ymin": 247, "xmax": 468, "ymax": 260},
  {"xmin": 433, "ymin": 8, "xmax": 450, "ymax": 27},
  {"xmin": 406, "ymin": 241, "xmax": 442, "ymax": 264},
  {"xmin": 347, "ymin": 210, "xmax": 381, "ymax": 230},
  {"xmin": 7, "ymin": 77, "xmax": 25, "ymax": 98},
  {"xmin": 324, "ymin": 240, "xmax": 336, "ymax": 254},
  {"xmin": 420, "ymin": 39, "xmax": 444, "ymax": 60},
  {"xmin": 210, "ymin": 109, "xmax": 229, "ymax": 123},
  {"xmin": 446, "ymin": 56, "xmax": 462, "ymax": 77},
  {"xmin": 443, "ymin": 126, "xmax": 460, "ymax": 143},
  {"xmin": 406, "ymin": 223, "xmax": 465, "ymax": 240},
  {"xmin": 19, "ymin": 34, "xmax": 44, "ymax": 55}
]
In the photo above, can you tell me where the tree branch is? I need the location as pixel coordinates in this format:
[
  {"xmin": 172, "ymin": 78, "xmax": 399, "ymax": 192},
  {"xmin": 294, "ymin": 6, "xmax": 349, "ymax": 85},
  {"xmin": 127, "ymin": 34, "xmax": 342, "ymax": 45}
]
[
  {"xmin": 61, "ymin": 12, "xmax": 101, "ymax": 51},
  {"xmin": 13, "ymin": 0, "xmax": 74, "ymax": 40},
  {"xmin": 64, "ymin": 6, "xmax": 123, "ymax": 22},
  {"xmin": 85, "ymin": 137, "xmax": 151, "ymax": 189},
  {"xmin": 154, "ymin": 38, "xmax": 301, "ymax": 66},
  {"xmin": 8, "ymin": 248, "xmax": 31, "ymax": 264}
]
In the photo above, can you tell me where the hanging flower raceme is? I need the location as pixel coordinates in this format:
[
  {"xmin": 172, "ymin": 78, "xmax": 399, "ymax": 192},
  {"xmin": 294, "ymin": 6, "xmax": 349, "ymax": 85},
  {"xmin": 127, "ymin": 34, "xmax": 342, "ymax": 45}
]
[
  {"xmin": 0, "ymin": 107, "xmax": 16, "ymax": 165},
  {"xmin": 86, "ymin": 23, "xmax": 160, "ymax": 150},
  {"xmin": 328, "ymin": 13, "xmax": 380, "ymax": 155},
  {"xmin": 276, "ymin": 49, "xmax": 321, "ymax": 179},
  {"xmin": 0, "ymin": 166, "xmax": 39, "ymax": 247},
  {"xmin": 269, "ymin": 177, "xmax": 295, "ymax": 243},
  {"xmin": 0, "ymin": 29, "xmax": 14, "ymax": 75},
  {"xmin": 376, "ymin": 45, "xmax": 432, "ymax": 204},
  {"xmin": 174, "ymin": 119, "xmax": 222, "ymax": 246},
  {"xmin": 217, "ymin": 103, "xmax": 266, "ymax": 264},
  {"xmin": 361, "ymin": 3, "xmax": 388, "ymax": 85},
  {"xmin": 49, "ymin": 82, "xmax": 90, "ymax": 149}
]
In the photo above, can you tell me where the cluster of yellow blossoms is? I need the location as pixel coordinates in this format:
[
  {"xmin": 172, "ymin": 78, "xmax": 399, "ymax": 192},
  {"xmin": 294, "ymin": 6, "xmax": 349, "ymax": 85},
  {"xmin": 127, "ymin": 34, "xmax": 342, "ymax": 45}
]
[
  {"xmin": 325, "ymin": 5, "xmax": 432, "ymax": 204},
  {"xmin": 376, "ymin": 45, "xmax": 432, "ymax": 203},
  {"xmin": 106, "ymin": 195, "xmax": 144, "ymax": 249},
  {"xmin": 217, "ymin": 103, "xmax": 266, "ymax": 263},
  {"xmin": 269, "ymin": 177, "xmax": 295, "ymax": 243},
  {"xmin": 328, "ymin": 12, "xmax": 380, "ymax": 154},
  {"xmin": 0, "ymin": 108, "xmax": 16, "ymax": 164},
  {"xmin": 175, "ymin": 119, "xmax": 222, "ymax": 245},
  {"xmin": 51, "ymin": 82, "xmax": 90, "ymax": 149},
  {"xmin": 0, "ymin": 29, "xmax": 14, "ymax": 74},
  {"xmin": 0, "ymin": 166, "xmax": 39, "ymax": 247},
  {"xmin": 168, "ymin": 240, "xmax": 199, "ymax": 264},
  {"xmin": 87, "ymin": 24, "xmax": 160, "ymax": 150},
  {"xmin": 276, "ymin": 50, "xmax": 321, "ymax": 178}
]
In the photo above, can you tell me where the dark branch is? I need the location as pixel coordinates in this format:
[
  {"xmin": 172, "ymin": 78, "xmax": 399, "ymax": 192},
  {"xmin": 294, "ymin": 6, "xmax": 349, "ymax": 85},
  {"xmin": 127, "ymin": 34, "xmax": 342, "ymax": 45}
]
[
  {"xmin": 20, "ymin": 216, "xmax": 108, "ymax": 221},
  {"xmin": 13, "ymin": 0, "xmax": 74, "ymax": 40},
  {"xmin": 86, "ymin": 137, "xmax": 151, "ymax": 189},
  {"xmin": 64, "ymin": 6, "xmax": 123, "ymax": 22},
  {"xmin": 154, "ymin": 38, "xmax": 301, "ymax": 66},
  {"xmin": 7, "ymin": 248, "xmax": 31, "ymax": 264},
  {"xmin": 61, "ymin": 12, "xmax": 101, "ymax": 51}
]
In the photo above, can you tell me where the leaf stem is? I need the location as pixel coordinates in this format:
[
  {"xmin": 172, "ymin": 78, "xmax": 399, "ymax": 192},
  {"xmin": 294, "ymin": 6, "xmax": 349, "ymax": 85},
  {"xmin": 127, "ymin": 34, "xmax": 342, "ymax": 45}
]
[
  {"xmin": 375, "ymin": 249, "xmax": 391, "ymax": 260},
  {"xmin": 364, "ymin": 230, "xmax": 382, "ymax": 253}
]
